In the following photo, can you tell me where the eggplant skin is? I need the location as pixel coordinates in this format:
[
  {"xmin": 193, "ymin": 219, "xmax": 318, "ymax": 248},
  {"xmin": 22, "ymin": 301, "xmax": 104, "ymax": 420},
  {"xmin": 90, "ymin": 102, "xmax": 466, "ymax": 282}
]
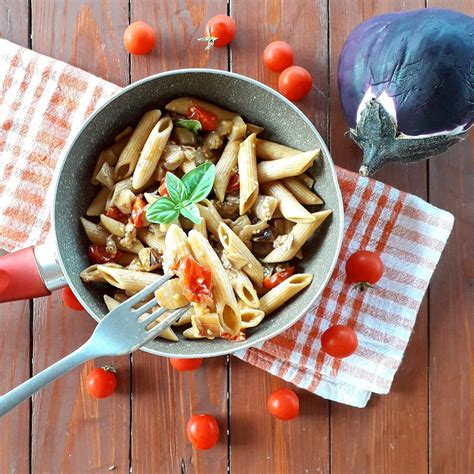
[{"xmin": 338, "ymin": 8, "xmax": 474, "ymax": 136}]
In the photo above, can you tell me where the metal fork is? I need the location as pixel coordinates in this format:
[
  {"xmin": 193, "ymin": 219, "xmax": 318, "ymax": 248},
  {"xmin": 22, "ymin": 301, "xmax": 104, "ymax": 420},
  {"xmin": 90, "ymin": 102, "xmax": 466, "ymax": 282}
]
[{"xmin": 0, "ymin": 274, "xmax": 188, "ymax": 417}]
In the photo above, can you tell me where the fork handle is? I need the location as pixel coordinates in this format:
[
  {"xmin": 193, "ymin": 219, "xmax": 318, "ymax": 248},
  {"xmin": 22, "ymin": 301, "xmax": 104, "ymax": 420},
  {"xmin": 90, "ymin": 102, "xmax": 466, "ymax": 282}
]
[{"xmin": 0, "ymin": 341, "xmax": 99, "ymax": 417}]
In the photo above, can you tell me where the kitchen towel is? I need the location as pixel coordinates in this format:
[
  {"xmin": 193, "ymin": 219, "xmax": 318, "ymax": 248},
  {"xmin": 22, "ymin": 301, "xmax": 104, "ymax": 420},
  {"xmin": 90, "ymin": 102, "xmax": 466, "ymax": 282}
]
[{"xmin": 0, "ymin": 39, "xmax": 454, "ymax": 407}]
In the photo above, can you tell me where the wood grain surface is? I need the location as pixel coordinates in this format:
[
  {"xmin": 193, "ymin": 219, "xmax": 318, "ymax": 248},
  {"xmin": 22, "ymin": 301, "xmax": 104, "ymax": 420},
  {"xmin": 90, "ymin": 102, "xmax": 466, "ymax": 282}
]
[
  {"xmin": 0, "ymin": 2, "xmax": 30, "ymax": 472},
  {"xmin": 0, "ymin": 1, "xmax": 472, "ymax": 473}
]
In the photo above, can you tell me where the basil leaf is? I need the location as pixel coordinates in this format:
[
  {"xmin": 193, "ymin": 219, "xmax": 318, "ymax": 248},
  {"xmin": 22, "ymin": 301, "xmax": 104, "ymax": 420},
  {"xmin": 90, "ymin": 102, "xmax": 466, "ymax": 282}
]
[
  {"xmin": 181, "ymin": 162, "xmax": 216, "ymax": 203},
  {"xmin": 165, "ymin": 172, "xmax": 188, "ymax": 203},
  {"xmin": 174, "ymin": 119, "xmax": 202, "ymax": 135},
  {"xmin": 146, "ymin": 197, "xmax": 180, "ymax": 224},
  {"xmin": 180, "ymin": 202, "xmax": 201, "ymax": 224}
]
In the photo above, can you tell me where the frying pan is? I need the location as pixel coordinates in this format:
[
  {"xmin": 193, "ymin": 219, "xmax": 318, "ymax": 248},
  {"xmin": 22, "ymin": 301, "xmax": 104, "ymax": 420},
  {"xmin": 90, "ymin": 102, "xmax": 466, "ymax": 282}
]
[{"xmin": 0, "ymin": 69, "xmax": 344, "ymax": 358}]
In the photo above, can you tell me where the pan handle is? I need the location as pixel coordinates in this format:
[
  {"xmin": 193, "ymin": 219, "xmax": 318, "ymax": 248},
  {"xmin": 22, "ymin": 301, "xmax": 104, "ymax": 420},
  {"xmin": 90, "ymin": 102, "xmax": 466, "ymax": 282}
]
[{"xmin": 0, "ymin": 244, "xmax": 66, "ymax": 302}]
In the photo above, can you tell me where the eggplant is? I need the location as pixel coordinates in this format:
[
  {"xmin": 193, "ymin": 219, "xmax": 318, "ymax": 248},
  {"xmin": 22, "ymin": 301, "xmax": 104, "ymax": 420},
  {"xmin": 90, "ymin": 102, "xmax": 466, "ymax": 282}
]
[{"xmin": 338, "ymin": 8, "xmax": 473, "ymax": 175}]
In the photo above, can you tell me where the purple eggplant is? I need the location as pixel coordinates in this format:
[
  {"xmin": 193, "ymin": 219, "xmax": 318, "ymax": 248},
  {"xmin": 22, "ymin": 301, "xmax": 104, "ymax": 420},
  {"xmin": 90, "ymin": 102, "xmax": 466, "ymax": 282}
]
[{"xmin": 338, "ymin": 8, "xmax": 473, "ymax": 175}]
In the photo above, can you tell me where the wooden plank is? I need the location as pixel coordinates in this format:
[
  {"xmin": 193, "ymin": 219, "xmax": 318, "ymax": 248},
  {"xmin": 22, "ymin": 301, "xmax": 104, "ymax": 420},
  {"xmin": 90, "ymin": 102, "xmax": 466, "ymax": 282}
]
[
  {"xmin": 129, "ymin": 2, "xmax": 230, "ymax": 473},
  {"xmin": 0, "ymin": 300, "xmax": 31, "ymax": 474},
  {"xmin": 328, "ymin": 2, "xmax": 429, "ymax": 473},
  {"xmin": 0, "ymin": 3, "xmax": 31, "ymax": 472},
  {"xmin": 30, "ymin": 2, "xmax": 131, "ymax": 472},
  {"xmin": 229, "ymin": 1, "xmax": 330, "ymax": 472},
  {"xmin": 427, "ymin": 2, "xmax": 474, "ymax": 473}
]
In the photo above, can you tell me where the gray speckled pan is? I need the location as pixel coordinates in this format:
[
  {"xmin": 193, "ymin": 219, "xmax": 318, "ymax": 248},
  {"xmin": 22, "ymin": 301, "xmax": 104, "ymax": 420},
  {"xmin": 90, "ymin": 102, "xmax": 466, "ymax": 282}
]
[{"xmin": 54, "ymin": 69, "xmax": 344, "ymax": 358}]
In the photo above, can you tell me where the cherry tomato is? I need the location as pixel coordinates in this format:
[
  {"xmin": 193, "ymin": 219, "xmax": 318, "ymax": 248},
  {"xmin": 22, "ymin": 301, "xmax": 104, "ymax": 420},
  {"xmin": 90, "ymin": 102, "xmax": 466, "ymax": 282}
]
[
  {"xmin": 278, "ymin": 66, "xmax": 313, "ymax": 101},
  {"xmin": 187, "ymin": 105, "xmax": 218, "ymax": 132},
  {"xmin": 123, "ymin": 21, "xmax": 155, "ymax": 55},
  {"xmin": 200, "ymin": 14, "xmax": 236, "ymax": 49},
  {"xmin": 131, "ymin": 194, "xmax": 146, "ymax": 228},
  {"xmin": 158, "ymin": 176, "xmax": 169, "ymax": 196},
  {"xmin": 172, "ymin": 255, "xmax": 213, "ymax": 304},
  {"xmin": 226, "ymin": 174, "xmax": 240, "ymax": 193},
  {"xmin": 345, "ymin": 250, "xmax": 384, "ymax": 287},
  {"xmin": 186, "ymin": 414, "xmax": 220, "ymax": 450},
  {"xmin": 321, "ymin": 325, "xmax": 358, "ymax": 358},
  {"xmin": 85, "ymin": 366, "xmax": 117, "ymax": 399},
  {"xmin": 263, "ymin": 41, "xmax": 294, "ymax": 72},
  {"xmin": 170, "ymin": 358, "xmax": 203, "ymax": 371},
  {"xmin": 263, "ymin": 267, "xmax": 295, "ymax": 290},
  {"xmin": 62, "ymin": 286, "xmax": 84, "ymax": 311},
  {"xmin": 106, "ymin": 206, "xmax": 129, "ymax": 224},
  {"xmin": 267, "ymin": 388, "xmax": 299, "ymax": 420},
  {"xmin": 88, "ymin": 245, "xmax": 122, "ymax": 264}
]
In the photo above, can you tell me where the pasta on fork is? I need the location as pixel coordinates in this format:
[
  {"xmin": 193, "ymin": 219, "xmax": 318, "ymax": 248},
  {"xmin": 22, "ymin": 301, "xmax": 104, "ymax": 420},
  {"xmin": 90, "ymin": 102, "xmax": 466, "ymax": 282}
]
[{"xmin": 79, "ymin": 97, "xmax": 332, "ymax": 342}]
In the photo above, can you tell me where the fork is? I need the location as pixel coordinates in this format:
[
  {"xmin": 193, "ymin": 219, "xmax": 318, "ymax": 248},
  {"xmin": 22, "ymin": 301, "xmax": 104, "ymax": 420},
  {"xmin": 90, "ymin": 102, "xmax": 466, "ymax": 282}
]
[{"xmin": 0, "ymin": 274, "xmax": 189, "ymax": 417}]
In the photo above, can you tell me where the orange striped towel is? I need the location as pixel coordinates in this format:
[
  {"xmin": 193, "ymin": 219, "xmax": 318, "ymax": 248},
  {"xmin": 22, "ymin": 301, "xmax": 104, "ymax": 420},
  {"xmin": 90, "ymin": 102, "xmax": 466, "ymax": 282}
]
[{"xmin": 0, "ymin": 40, "xmax": 454, "ymax": 407}]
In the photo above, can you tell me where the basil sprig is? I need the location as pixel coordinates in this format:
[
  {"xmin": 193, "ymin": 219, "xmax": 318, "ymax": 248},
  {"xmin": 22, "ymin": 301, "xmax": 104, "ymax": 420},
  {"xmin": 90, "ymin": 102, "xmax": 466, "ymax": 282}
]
[
  {"xmin": 146, "ymin": 163, "xmax": 216, "ymax": 225},
  {"xmin": 174, "ymin": 119, "xmax": 202, "ymax": 135}
]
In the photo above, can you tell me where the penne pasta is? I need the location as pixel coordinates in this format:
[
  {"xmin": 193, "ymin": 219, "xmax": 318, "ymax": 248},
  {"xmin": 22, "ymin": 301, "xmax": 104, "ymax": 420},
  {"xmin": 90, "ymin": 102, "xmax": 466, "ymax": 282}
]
[
  {"xmin": 97, "ymin": 265, "xmax": 161, "ymax": 293},
  {"xmin": 238, "ymin": 301, "xmax": 265, "ymax": 328},
  {"xmin": 257, "ymin": 149, "xmax": 319, "ymax": 183},
  {"xmin": 137, "ymin": 228, "xmax": 166, "ymax": 254},
  {"xmin": 80, "ymin": 263, "xmax": 122, "ymax": 283},
  {"xmin": 114, "ymin": 126, "xmax": 133, "ymax": 143},
  {"xmin": 298, "ymin": 173, "xmax": 315, "ymax": 188},
  {"xmin": 264, "ymin": 210, "xmax": 332, "ymax": 262},
  {"xmin": 196, "ymin": 199, "xmax": 223, "ymax": 239},
  {"xmin": 245, "ymin": 123, "xmax": 264, "ymax": 136},
  {"xmin": 261, "ymin": 182, "xmax": 316, "ymax": 223},
  {"xmin": 165, "ymin": 97, "xmax": 237, "ymax": 121},
  {"xmin": 91, "ymin": 134, "xmax": 131, "ymax": 185},
  {"xmin": 228, "ymin": 116, "xmax": 247, "ymax": 141},
  {"xmin": 218, "ymin": 222, "xmax": 264, "ymax": 287},
  {"xmin": 163, "ymin": 224, "xmax": 191, "ymax": 273},
  {"xmin": 100, "ymin": 214, "xmax": 125, "ymax": 237},
  {"xmin": 193, "ymin": 217, "xmax": 208, "ymax": 238},
  {"xmin": 95, "ymin": 162, "xmax": 115, "ymax": 189},
  {"xmin": 80, "ymin": 217, "xmax": 108, "ymax": 245},
  {"xmin": 172, "ymin": 307, "xmax": 194, "ymax": 327},
  {"xmin": 86, "ymin": 186, "xmax": 110, "ymax": 216},
  {"xmin": 188, "ymin": 230, "xmax": 241, "ymax": 336},
  {"xmin": 154, "ymin": 279, "xmax": 189, "ymax": 309},
  {"xmin": 227, "ymin": 269, "xmax": 260, "ymax": 308},
  {"xmin": 214, "ymin": 139, "xmax": 241, "ymax": 201},
  {"xmin": 238, "ymin": 133, "xmax": 259, "ymax": 214},
  {"xmin": 116, "ymin": 238, "xmax": 144, "ymax": 255},
  {"xmin": 251, "ymin": 194, "xmax": 279, "ymax": 222},
  {"xmin": 259, "ymin": 274, "xmax": 313, "ymax": 315},
  {"xmin": 115, "ymin": 109, "xmax": 162, "ymax": 180},
  {"xmin": 132, "ymin": 116, "xmax": 173, "ymax": 189},
  {"xmin": 255, "ymin": 139, "xmax": 301, "ymax": 160},
  {"xmin": 282, "ymin": 177, "xmax": 323, "ymax": 205},
  {"xmin": 191, "ymin": 312, "xmax": 222, "ymax": 339}
]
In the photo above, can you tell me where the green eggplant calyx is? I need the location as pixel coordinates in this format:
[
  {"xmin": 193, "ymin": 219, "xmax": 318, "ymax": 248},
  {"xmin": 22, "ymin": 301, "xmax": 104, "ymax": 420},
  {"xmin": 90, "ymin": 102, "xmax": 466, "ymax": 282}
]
[{"xmin": 350, "ymin": 99, "xmax": 468, "ymax": 176}]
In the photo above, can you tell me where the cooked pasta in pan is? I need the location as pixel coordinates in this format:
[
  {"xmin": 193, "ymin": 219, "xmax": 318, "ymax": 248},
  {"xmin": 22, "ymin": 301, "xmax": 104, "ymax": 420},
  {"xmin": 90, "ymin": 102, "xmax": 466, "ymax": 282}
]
[{"xmin": 80, "ymin": 97, "xmax": 332, "ymax": 341}]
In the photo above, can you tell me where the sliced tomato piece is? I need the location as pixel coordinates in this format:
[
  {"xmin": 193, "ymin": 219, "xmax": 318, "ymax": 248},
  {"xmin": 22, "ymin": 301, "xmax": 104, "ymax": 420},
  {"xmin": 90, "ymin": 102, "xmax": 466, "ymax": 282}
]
[
  {"xmin": 158, "ymin": 176, "xmax": 169, "ymax": 196},
  {"xmin": 226, "ymin": 174, "xmax": 240, "ymax": 193},
  {"xmin": 88, "ymin": 245, "xmax": 122, "ymax": 264},
  {"xmin": 131, "ymin": 194, "xmax": 146, "ymax": 228},
  {"xmin": 221, "ymin": 330, "xmax": 246, "ymax": 342},
  {"xmin": 263, "ymin": 267, "xmax": 295, "ymax": 290},
  {"xmin": 172, "ymin": 255, "xmax": 213, "ymax": 304},
  {"xmin": 106, "ymin": 206, "xmax": 129, "ymax": 224},
  {"xmin": 187, "ymin": 105, "xmax": 218, "ymax": 132}
]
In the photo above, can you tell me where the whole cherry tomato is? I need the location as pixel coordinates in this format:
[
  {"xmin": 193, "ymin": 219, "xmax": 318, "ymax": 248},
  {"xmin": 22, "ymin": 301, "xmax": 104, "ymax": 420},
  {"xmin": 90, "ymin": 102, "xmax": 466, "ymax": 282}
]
[
  {"xmin": 278, "ymin": 66, "xmax": 313, "ymax": 101},
  {"xmin": 62, "ymin": 286, "xmax": 84, "ymax": 311},
  {"xmin": 321, "ymin": 325, "xmax": 358, "ymax": 358},
  {"xmin": 200, "ymin": 15, "xmax": 236, "ymax": 49},
  {"xmin": 170, "ymin": 358, "xmax": 203, "ymax": 371},
  {"xmin": 187, "ymin": 106, "xmax": 218, "ymax": 132},
  {"xmin": 85, "ymin": 366, "xmax": 117, "ymax": 398},
  {"xmin": 88, "ymin": 245, "xmax": 122, "ymax": 264},
  {"xmin": 263, "ymin": 267, "xmax": 295, "ymax": 290},
  {"xmin": 267, "ymin": 388, "xmax": 299, "ymax": 420},
  {"xmin": 345, "ymin": 250, "xmax": 384, "ymax": 288},
  {"xmin": 186, "ymin": 414, "xmax": 220, "ymax": 450},
  {"xmin": 226, "ymin": 174, "xmax": 240, "ymax": 193},
  {"xmin": 263, "ymin": 41, "xmax": 294, "ymax": 72},
  {"xmin": 123, "ymin": 21, "xmax": 155, "ymax": 55}
]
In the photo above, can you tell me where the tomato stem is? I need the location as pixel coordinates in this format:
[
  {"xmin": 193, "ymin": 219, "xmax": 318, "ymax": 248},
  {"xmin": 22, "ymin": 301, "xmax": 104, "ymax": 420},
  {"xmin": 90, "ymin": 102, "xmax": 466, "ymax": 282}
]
[
  {"xmin": 197, "ymin": 36, "xmax": 219, "ymax": 50},
  {"xmin": 102, "ymin": 365, "xmax": 116, "ymax": 373},
  {"xmin": 352, "ymin": 282, "xmax": 375, "ymax": 292}
]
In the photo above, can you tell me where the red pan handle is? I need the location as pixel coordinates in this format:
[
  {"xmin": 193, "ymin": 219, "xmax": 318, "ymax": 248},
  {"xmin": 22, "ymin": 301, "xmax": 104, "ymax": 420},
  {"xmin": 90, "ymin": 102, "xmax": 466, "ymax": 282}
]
[{"xmin": 0, "ymin": 247, "xmax": 51, "ymax": 302}]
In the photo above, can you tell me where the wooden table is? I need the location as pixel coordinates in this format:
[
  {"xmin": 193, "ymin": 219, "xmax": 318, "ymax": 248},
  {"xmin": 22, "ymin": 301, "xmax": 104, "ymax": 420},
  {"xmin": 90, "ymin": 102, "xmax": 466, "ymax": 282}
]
[{"xmin": 0, "ymin": 1, "xmax": 472, "ymax": 473}]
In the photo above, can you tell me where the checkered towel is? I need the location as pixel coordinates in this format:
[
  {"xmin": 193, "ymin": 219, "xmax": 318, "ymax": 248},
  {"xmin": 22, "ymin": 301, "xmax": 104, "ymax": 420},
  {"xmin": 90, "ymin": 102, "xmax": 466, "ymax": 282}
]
[{"xmin": 0, "ymin": 39, "xmax": 454, "ymax": 407}]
